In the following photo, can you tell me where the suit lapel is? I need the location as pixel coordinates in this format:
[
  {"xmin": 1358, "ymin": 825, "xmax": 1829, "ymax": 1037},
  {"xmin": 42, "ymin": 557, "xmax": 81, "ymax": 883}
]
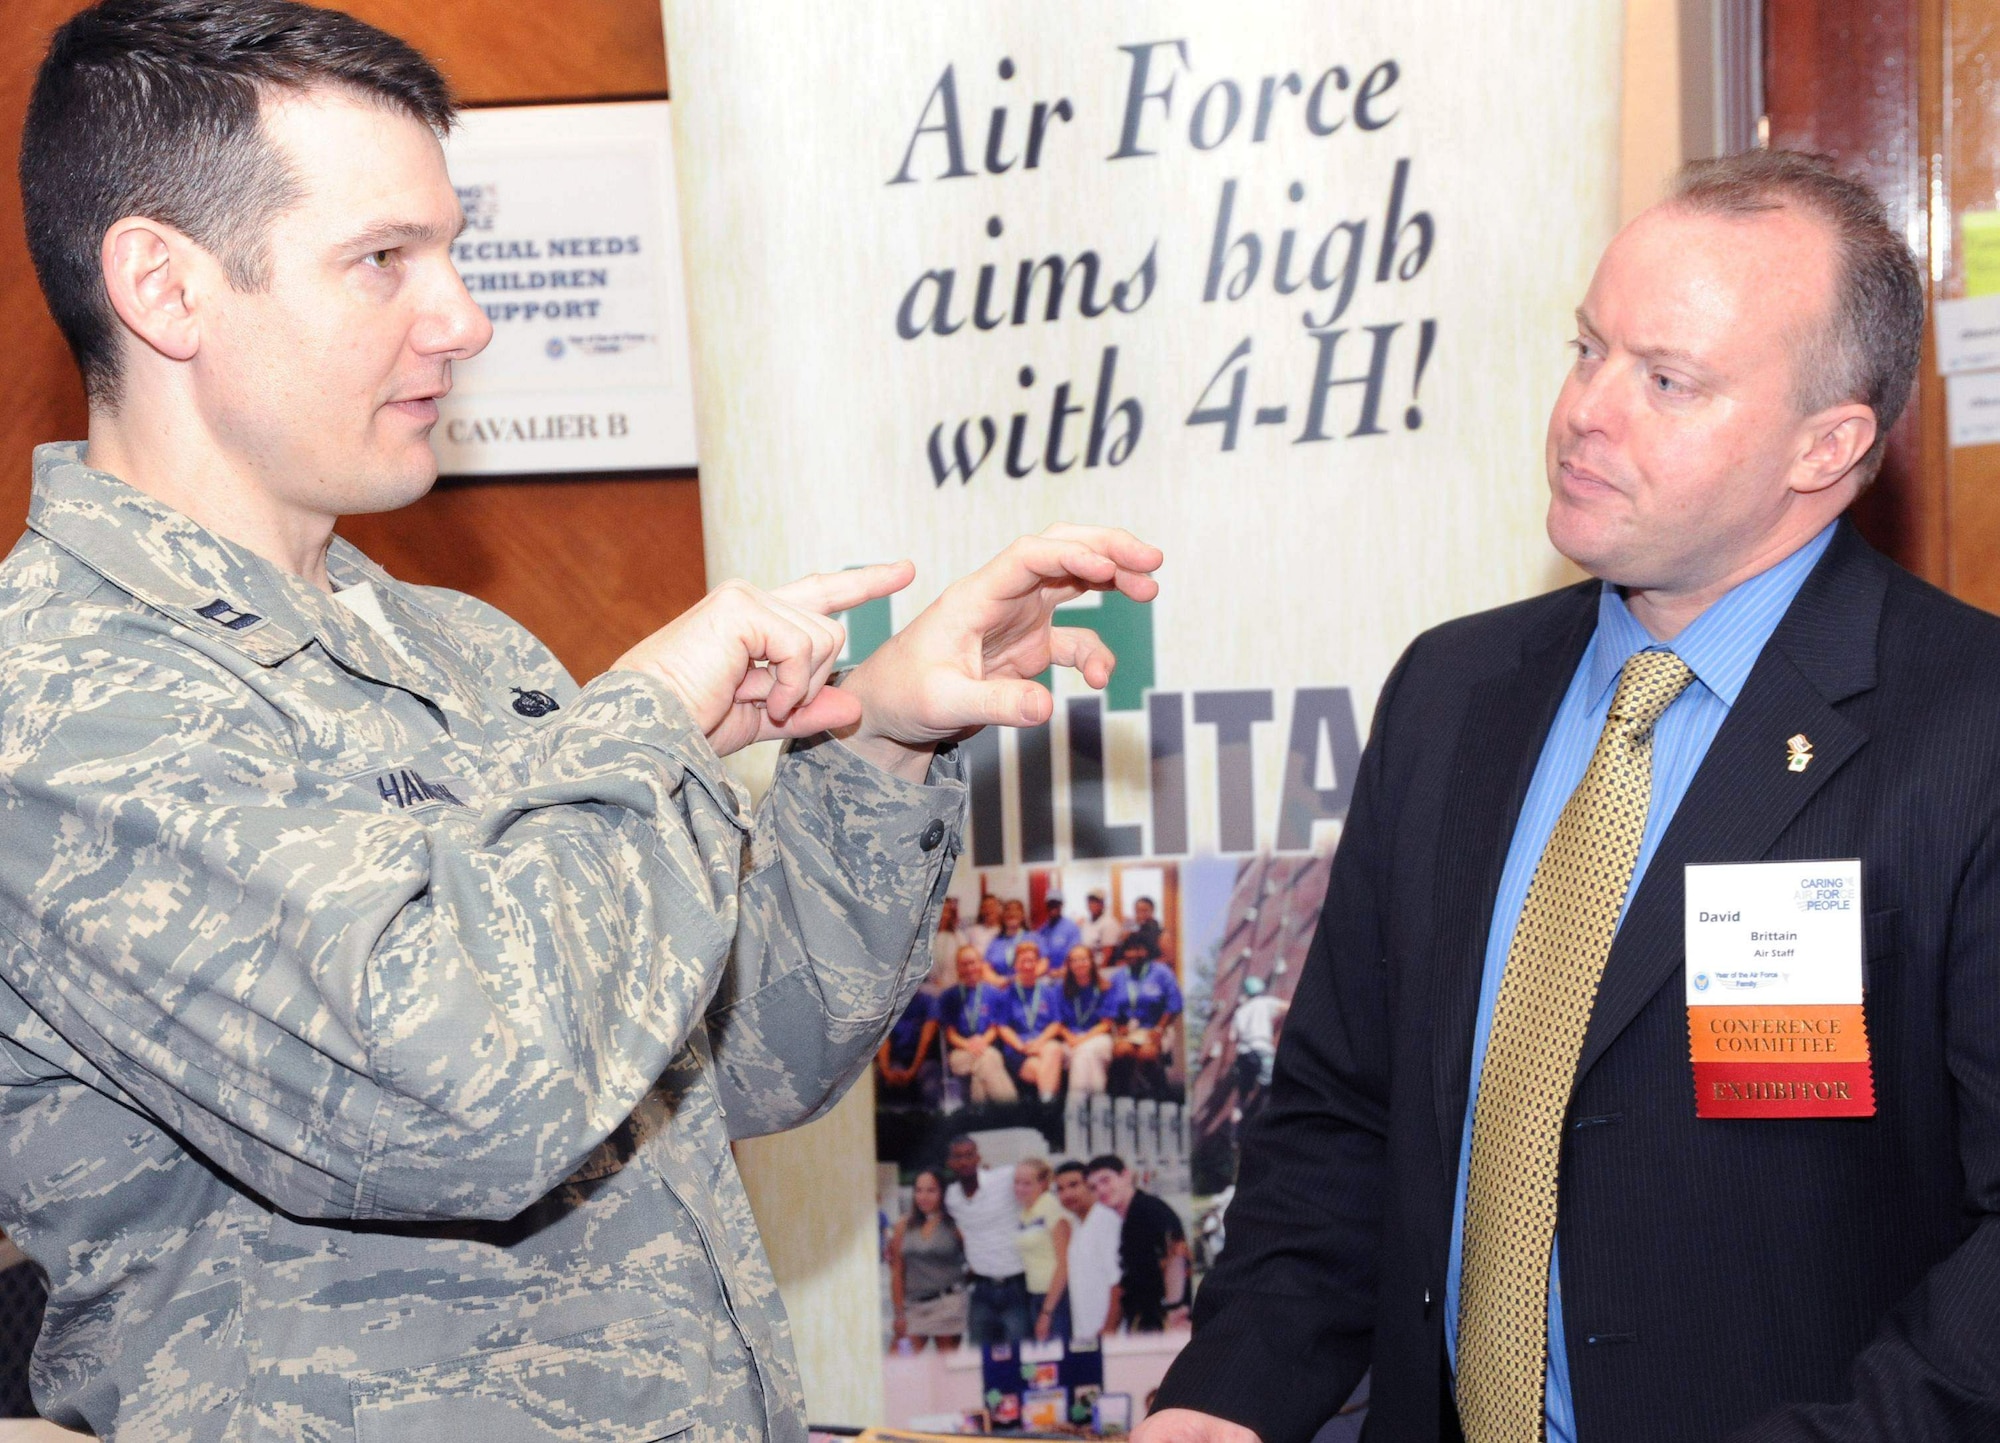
[
  {"xmin": 1430, "ymin": 587, "xmax": 1598, "ymax": 1172},
  {"xmin": 1577, "ymin": 524, "xmax": 1888, "ymax": 1078}
]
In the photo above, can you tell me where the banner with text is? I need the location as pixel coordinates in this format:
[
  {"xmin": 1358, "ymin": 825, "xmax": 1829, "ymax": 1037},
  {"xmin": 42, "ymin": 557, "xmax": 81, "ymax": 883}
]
[{"xmin": 664, "ymin": 0, "xmax": 1620, "ymax": 1424}]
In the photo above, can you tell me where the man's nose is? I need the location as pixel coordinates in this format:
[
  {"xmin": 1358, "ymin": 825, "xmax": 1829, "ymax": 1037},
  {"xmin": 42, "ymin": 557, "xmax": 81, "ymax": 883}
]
[
  {"xmin": 1563, "ymin": 362, "xmax": 1619, "ymax": 438},
  {"xmin": 420, "ymin": 264, "xmax": 494, "ymax": 361}
]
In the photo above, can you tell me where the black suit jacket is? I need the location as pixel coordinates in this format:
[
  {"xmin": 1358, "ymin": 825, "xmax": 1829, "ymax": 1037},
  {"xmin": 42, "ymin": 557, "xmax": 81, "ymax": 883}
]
[{"xmin": 1155, "ymin": 524, "xmax": 2000, "ymax": 1442}]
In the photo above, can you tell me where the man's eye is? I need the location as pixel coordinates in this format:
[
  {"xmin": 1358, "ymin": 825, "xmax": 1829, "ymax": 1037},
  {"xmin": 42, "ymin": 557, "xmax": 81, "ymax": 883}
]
[
  {"xmin": 363, "ymin": 249, "xmax": 396, "ymax": 269},
  {"xmin": 1569, "ymin": 339, "xmax": 1597, "ymax": 364},
  {"xmin": 1653, "ymin": 372, "xmax": 1688, "ymax": 395}
]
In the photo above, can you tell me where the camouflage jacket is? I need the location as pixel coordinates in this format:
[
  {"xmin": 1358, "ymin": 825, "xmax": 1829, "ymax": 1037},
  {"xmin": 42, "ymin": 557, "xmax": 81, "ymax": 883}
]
[{"xmin": 0, "ymin": 444, "xmax": 965, "ymax": 1442}]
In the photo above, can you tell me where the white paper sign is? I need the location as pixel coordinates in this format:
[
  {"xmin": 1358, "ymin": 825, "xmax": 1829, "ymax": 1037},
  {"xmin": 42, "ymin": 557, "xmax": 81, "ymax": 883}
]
[
  {"xmin": 1684, "ymin": 859, "xmax": 1863, "ymax": 1007},
  {"xmin": 433, "ymin": 101, "xmax": 699, "ymax": 476},
  {"xmin": 1947, "ymin": 367, "xmax": 2000, "ymax": 447},
  {"xmin": 1933, "ymin": 292, "xmax": 2000, "ymax": 376}
]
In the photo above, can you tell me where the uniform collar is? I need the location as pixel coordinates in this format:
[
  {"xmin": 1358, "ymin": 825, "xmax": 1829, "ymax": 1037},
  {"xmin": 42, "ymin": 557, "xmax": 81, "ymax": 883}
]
[
  {"xmin": 27, "ymin": 443, "xmax": 461, "ymax": 698},
  {"xmin": 1583, "ymin": 521, "xmax": 1838, "ymax": 710},
  {"xmin": 28, "ymin": 442, "xmax": 330, "ymax": 666}
]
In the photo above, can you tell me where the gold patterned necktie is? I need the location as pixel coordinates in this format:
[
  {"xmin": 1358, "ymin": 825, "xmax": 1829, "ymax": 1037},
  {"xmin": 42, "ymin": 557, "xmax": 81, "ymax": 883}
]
[{"xmin": 1456, "ymin": 649, "xmax": 1696, "ymax": 1442}]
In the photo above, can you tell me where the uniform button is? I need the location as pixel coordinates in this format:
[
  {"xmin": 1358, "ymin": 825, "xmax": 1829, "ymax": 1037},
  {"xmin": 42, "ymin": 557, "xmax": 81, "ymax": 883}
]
[{"xmin": 920, "ymin": 819, "xmax": 946, "ymax": 852}]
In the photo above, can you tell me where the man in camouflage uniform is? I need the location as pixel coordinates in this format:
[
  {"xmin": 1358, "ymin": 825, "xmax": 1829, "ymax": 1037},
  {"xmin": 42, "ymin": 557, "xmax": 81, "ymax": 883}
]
[{"xmin": 2, "ymin": 3, "xmax": 1160, "ymax": 1440}]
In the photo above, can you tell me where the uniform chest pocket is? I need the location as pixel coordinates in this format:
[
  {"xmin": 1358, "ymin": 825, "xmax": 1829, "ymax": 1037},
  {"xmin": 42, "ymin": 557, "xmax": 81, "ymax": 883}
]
[{"xmin": 348, "ymin": 1308, "xmax": 705, "ymax": 1443}]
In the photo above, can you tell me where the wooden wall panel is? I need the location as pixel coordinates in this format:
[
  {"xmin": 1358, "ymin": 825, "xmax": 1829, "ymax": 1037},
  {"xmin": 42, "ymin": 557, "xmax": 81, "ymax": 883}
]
[
  {"xmin": 0, "ymin": 2, "xmax": 93, "ymax": 538},
  {"xmin": 339, "ymin": 474, "xmax": 705, "ymax": 683},
  {"xmin": 1941, "ymin": 1, "xmax": 2000, "ymax": 611},
  {"xmin": 1765, "ymin": 0, "xmax": 1948, "ymax": 586},
  {"xmin": 337, "ymin": 0, "xmax": 668, "ymax": 104},
  {"xmin": 1, "ymin": 0, "xmax": 704, "ymax": 684}
]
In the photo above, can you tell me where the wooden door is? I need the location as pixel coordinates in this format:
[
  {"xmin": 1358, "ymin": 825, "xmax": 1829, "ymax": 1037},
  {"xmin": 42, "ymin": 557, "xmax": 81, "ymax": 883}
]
[{"xmin": 1768, "ymin": 0, "xmax": 2000, "ymax": 610}]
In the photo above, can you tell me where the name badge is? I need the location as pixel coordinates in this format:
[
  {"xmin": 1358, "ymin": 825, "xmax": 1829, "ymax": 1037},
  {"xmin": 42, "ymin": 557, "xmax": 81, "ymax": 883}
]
[{"xmin": 1683, "ymin": 860, "xmax": 1874, "ymax": 1119}]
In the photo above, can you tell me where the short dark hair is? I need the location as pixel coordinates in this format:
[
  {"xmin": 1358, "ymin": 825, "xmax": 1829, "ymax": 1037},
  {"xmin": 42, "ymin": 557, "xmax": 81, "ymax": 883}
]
[
  {"xmin": 20, "ymin": 0, "xmax": 454, "ymax": 406},
  {"xmin": 1667, "ymin": 149, "xmax": 1924, "ymax": 486},
  {"xmin": 1054, "ymin": 1160, "xmax": 1087, "ymax": 1180},
  {"xmin": 1085, "ymin": 1154, "xmax": 1126, "ymax": 1177}
]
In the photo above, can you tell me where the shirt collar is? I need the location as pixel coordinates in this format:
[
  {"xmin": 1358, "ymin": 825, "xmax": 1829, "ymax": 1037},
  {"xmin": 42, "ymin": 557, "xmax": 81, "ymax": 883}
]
[
  {"xmin": 27, "ymin": 443, "xmax": 455, "ymax": 693},
  {"xmin": 1584, "ymin": 522, "xmax": 1837, "ymax": 710},
  {"xmin": 29, "ymin": 442, "xmax": 320, "ymax": 665}
]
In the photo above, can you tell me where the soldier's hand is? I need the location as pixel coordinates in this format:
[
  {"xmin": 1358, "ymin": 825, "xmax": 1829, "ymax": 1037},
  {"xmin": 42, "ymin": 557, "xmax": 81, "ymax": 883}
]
[
  {"xmin": 1131, "ymin": 1410, "xmax": 1260, "ymax": 1443},
  {"xmin": 612, "ymin": 563, "xmax": 914, "ymax": 757},
  {"xmin": 837, "ymin": 525, "xmax": 1162, "ymax": 780}
]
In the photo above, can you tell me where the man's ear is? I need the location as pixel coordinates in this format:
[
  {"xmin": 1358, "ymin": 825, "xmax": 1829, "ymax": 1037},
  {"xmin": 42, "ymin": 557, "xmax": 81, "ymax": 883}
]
[
  {"xmin": 99, "ymin": 217, "xmax": 206, "ymax": 365},
  {"xmin": 1791, "ymin": 402, "xmax": 1878, "ymax": 497}
]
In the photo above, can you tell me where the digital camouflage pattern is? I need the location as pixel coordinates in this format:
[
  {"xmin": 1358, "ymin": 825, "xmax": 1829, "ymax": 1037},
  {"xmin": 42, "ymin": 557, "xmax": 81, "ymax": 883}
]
[{"xmin": 0, "ymin": 443, "xmax": 966, "ymax": 1442}]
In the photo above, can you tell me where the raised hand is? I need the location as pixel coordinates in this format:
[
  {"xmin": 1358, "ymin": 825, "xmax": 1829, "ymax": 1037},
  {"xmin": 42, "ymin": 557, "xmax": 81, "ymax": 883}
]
[
  {"xmin": 610, "ymin": 562, "xmax": 914, "ymax": 757},
  {"xmin": 837, "ymin": 525, "xmax": 1163, "ymax": 780}
]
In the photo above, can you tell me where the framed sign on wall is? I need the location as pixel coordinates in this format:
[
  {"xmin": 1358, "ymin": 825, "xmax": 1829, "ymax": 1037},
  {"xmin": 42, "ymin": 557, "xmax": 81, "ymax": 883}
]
[{"xmin": 433, "ymin": 99, "xmax": 700, "ymax": 477}]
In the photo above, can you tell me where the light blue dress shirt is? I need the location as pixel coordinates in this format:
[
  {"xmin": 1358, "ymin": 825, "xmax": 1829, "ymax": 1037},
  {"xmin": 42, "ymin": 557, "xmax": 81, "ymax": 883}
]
[{"xmin": 1443, "ymin": 523, "xmax": 1836, "ymax": 1441}]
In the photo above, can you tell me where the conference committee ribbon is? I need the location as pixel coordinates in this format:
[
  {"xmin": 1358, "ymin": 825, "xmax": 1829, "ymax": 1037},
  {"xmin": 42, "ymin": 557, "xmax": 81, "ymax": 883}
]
[{"xmin": 1683, "ymin": 859, "xmax": 1874, "ymax": 1119}]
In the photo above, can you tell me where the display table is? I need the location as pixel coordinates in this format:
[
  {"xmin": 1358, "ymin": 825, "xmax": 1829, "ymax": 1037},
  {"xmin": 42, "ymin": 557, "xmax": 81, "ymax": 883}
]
[{"xmin": 882, "ymin": 1329, "xmax": 1188, "ymax": 1432}]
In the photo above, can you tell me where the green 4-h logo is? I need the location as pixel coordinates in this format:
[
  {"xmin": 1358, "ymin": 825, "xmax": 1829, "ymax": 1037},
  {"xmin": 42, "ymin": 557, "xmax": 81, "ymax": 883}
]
[{"xmin": 837, "ymin": 581, "xmax": 1153, "ymax": 711}]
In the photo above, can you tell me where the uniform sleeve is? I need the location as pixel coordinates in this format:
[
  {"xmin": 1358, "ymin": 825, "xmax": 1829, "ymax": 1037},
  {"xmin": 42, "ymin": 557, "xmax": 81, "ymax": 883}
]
[
  {"xmin": 0, "ymin": 634, "xmax": 952, "ymax": 1222},
  {"xmin": 703, "ymin": 731, "xmax": 965, "ymax": 1139}
]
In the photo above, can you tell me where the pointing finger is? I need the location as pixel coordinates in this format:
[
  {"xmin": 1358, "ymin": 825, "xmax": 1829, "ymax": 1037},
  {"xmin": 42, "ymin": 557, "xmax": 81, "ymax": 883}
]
[
  {"xmin": 770, "ymin": 561, "xmax": 916, "ymax": 617},
  {"xmin": 979, "ymin": 536, "xmax": 1117, "ymax": 598},
  {"xmin": 1040, "ymin": 523, "xmax": 1165, "ymax": 576}
]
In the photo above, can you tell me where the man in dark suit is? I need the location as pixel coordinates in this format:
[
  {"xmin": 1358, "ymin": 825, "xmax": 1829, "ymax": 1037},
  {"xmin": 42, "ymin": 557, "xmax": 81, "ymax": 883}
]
[{"xmin": 1142, "ymin": 149, "xmax": 2000, "ymax": 1443}]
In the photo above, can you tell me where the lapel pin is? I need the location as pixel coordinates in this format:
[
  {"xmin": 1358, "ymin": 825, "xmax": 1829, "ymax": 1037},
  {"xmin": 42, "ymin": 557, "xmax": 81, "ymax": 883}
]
[{"xmin": 1786, "ymin": 733, "xmax": 1814, "ymax": 773}]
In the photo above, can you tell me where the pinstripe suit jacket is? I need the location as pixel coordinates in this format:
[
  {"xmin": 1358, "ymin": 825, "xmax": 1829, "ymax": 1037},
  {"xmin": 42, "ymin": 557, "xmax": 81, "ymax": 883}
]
[{"xmin": 1157, "ymin": 522, "xmax": 2000, "ymax": 1442}]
